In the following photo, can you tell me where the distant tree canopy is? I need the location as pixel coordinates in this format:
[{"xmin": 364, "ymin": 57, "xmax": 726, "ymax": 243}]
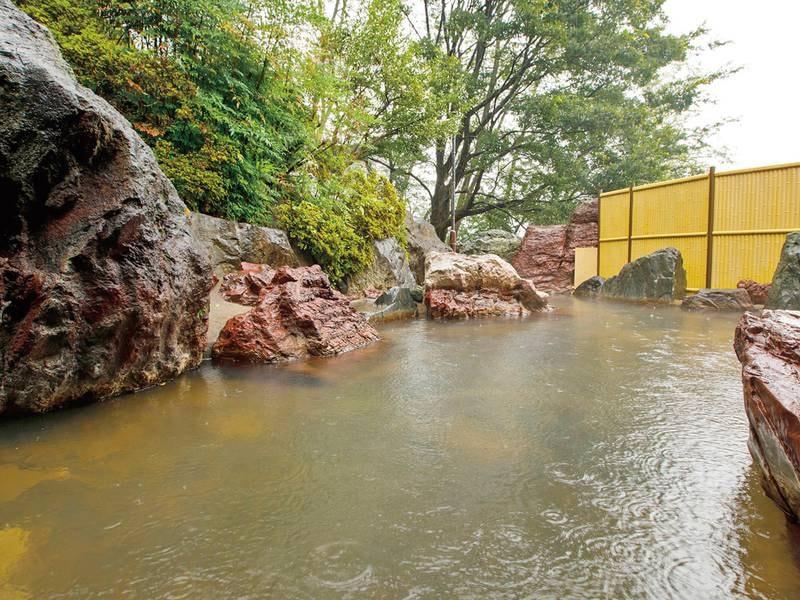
[{"xmin": 21, "ymin": 0, "xmax": 727, "ymax": 263}]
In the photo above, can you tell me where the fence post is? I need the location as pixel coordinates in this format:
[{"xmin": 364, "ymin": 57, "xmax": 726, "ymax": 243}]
[
  {"xmin": 596, "ymin": 190, "xmax": 602, "ymax": 276},
  {"xmin": 627, "ymin": 185, "xmax": 634, "ymax": 263},
  {"xmin": 705, "ymin": 166, "xmax": 716, "ymax": 288}
]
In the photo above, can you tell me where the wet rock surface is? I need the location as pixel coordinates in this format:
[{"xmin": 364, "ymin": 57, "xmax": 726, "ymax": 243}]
[
  {"xmin": 219, "ymin": 262, "xmax": 275, "ymax": 306},
  {"xmin": 574, "ymin": 276, "xmax": 605, "ymax": 298},
  {"xmin": 766, "ymin": 232, "xmax": 800, "ymax": 310},
  {"xmin": 189, "ymin": 212, "xmax": 299, "ymax": 276},
  {"xmin": 354, "ymin": 286, "xmax": 419, "ymax": 323},
  {"xmin": 0, "ymin": 2, "xmax": 212, "ymax": 416},
  {"xmin": 738, "ymin": 279, "xmax": 772, "ymax": 305},
  {"xmin": 405, "ymin": 213, "xmax": 451, "ymax": 282},
  {"xmin": 212, "ymin": 266, "xmax": 379, "ymax": 363},
  {"xmin": 424, "ymin": 252, "xmax": 548, "ymax": 319},
  {"xmin": 512, "ymin": 199, "xmax": 598, "ymax": 293},
  {"xmin": 681, "ymin": 288, "xmax": 754, "ymax": 311},
  {"xmin": 460, "ymin": 230, "xmax": 522, "ymax": 262},
  {"xmin": 600, "ymin": 248, "xmax": 687, "ymax": 303},
  {"xmin": 734, "ymin": 309, "xmax": 800, "ymax": 520},
  {"xmin": 346, "ymin": 237, "xmax": 416, "ymax": 296}
]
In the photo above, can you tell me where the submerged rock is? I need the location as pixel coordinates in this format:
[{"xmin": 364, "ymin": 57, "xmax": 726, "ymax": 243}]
[
  {"xmin": 734, "ymin": 310, "xmax": 800, "ymax": 520},
  {"xmin": 601, "ymin": 248, "xmax": 687, "ymax": 303},
  {"xmin": 0, "ymin": 2, "xmax": 212, "ymax": 416},
  {"xmin": 460, "ymin": 230, "xmax": 521, "ymax": 262},
  {"xmin": 766, "ymin": 232, "xmax": 800, "ymax": 310},
  {"xmin": 346, "ymin": 237, "xmax": 416, "ymax": 296},
  {"xmin": 574, "ymin": 275, "xmax": 605, "ymax": 298},
  {"xmin": 681, "ymin": 288, "xmax": 753, "ymax": 311},
  {"xmin": 212, "ymin": 266, "xmax": 379, "ymax": 362},
  {"xmin": 424, "ymin": 252, "xmax": 548, "ymax": 319},
  {"xmin": 189, "ymin": 212, "xmax": 299, "ymax": 276},
  {"xmin": 512, "ymin": 198, "xmax": 598, "ymax": 293},
  {"xmin": 737, "ymin": 279, "xmax": 771, "ymax": 306},
  {"xmin": 405, "ymin": 213, "xmax": 451, "ymax": 282}
]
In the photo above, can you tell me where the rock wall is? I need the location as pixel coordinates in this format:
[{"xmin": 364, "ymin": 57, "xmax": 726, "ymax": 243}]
[
  {"xmin": 512, "ymin": 199, "xmax": 598, "ymax": 293},
  {"xmin": 735, "ymin": 310, "xmax": 800, "ymax": 520},
  {"xmin": 0, "ymin": 1, "xmax": 212, "ymax": 415},
  {"xmin": 189, "ymin": 212, "xmax": 300, "ymax": 276}
]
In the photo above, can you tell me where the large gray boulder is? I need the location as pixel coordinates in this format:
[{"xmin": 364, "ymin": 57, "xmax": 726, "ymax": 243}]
[
  {"xmin": 346, "ymin": 237, "xmax": 416, "ymax": 296},
  {"xmin": 681, "ymin": 288, "xmax": 753, "ymax": 311},
  {"xmin": 766, "ymin": 232, "xmax": 800, "ymax": 310},
  {"xmin": 600, "ymin": 247, "xmax": 687, "ymax": 303},
  {"xmin": 460, "ymin": 229, "xmax": 521, "ymax": 262},
  {"xmin": 189, "ymin": 212, "xmax": 300, "ymax": 276},
  {"xmin": 0, "ymin": 1, "xmax": 212, "ymax": 416},
  {"xmin": 404, "ymin": 213, "xmax": 451, "ymax": 282},
  {"xmin": 574, "ymin": 275, "xmax": 604, "ymax": 298}
]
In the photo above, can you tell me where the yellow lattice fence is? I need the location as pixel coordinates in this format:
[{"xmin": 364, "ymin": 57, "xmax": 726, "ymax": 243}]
[{"xmin": 597, "ymin": 162, "xmax": 800, "ymax": 291}]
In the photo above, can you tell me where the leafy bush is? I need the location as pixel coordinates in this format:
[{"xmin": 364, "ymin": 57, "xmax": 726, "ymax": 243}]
[
  {"xmin": 20, "ymin": 0, "xmax": 308, "ymax": 226},
  {"xmin": 277, "ymin": 169, "xmax": 406, "ymax": 283}
]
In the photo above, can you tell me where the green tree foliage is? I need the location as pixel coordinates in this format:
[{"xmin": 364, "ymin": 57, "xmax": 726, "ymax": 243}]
[
  {"xmin": 276, "ymin": 169, "xmax": 405, "ymax": 282},
  {"xmin": 21, "ymin": 0, "xmax": 727, "ymax": 264},
  {"xmin": 20, "ymin": 0, "xmax": 309, "ymax": 225},
  {"xmin": 386, "ymin": 0, "xmax": 729, "ymax": 236}
]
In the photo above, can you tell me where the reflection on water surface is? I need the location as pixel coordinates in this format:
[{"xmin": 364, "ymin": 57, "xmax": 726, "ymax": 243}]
[{"xmin": 1, "ymin": 297, "xmax": 799, "ymax": 598}]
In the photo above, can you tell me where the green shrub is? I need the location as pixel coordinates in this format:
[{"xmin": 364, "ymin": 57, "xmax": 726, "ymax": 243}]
[
  {"xmin": 20, "ymin": 0, "xmax": 308, "ymax": 227},
  {"xmin": 277, "ymin": 169, "xmax": 406, "ymax": 283}
]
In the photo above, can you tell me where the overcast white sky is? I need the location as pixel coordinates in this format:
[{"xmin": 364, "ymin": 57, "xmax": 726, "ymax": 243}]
[{"xmin": 663, "ymin": 0, "xmax": 800, "ymax": 170}]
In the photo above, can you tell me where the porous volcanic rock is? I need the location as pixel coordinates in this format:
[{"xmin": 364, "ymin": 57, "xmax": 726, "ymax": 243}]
[
  {"xmin": 734, "ymin": 310, "xmax": 800, "ymax": 520},
  {"xmin": 0, "ymin": 2, "xmax": 212, "ymax": 416},
  {"xmin": 681, "ymin": 288, "xmax": 753, "ymax": 311},
  {"xmin": 212, "ymin": 266, "xmax": 379, "ymax": 362},
  {"xmin": 601, "ymin": 247, "xmax": 687, "ymax": 303},
  {"xmin": 405, "ymin": 213, "xmax": 451, "ymax": 282},
  {"xmin": 189, "ymin": 212, "xmax": 299, "ymax": 276},
  {"xmin": 346, "ymin": 237, "xmax": 416, "ymax": 296},
  {"xmin": 737, "ymin": 279, "xmax": 771, "ymax": 305},
  {"xmin": 460, "ymin": 230, "xmax": 522, "ymax": 262},
  {"xmin": 766, "ymin": 232, "xmax": 800, "ymax": 310},
  {"xmin": 512, "ymin": 198, "xmax": 598, "ymax": 293},
  {"xmin": 423, "ymin": 252, "xmax": 548, "ymax": 319},
  {"xmin": 574, "ymin": 276, "xmax": 605, "ymax": 298}
]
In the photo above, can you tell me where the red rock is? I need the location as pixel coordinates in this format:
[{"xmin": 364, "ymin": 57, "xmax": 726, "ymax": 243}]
[
  {"xmin": 423, "ymin": 252, "xmax": 547, "ymax": 319},
  {"xmin": 425, "ymin": 289, "xmax": 530, "ymax": 319},
  {"xmin": 220, "ymin": 262, "xmax": 276, "ymax": 305},
  {"xmin": 734, "ymin": 310, "xmax": 800, "ymax": 520},
  {"xmin": 212, "ymin": 266, "xmax": 379, "ymax": 362},
  {"xmin": 738, "ymin": 279, "xmax": 771, "ymax": 305},
  {"xmin": 512, "ymin": 225, "xmax": 570, "ymax": 292},
  {"xmin": 512, "ymin": 199, "xmax": 599, "ymax": 293}
]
